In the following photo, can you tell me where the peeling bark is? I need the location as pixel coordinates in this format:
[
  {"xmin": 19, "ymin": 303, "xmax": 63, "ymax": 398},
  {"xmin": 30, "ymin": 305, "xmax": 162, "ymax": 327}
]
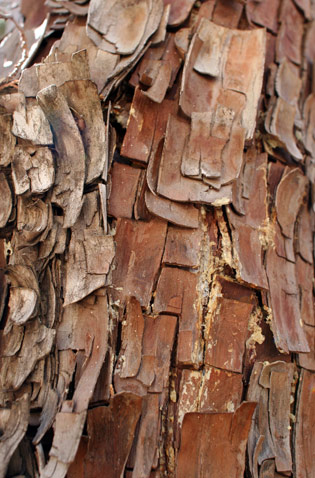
[{"xmin": 0, "ymin": 1, "xmax": 314, "ymax": 478}]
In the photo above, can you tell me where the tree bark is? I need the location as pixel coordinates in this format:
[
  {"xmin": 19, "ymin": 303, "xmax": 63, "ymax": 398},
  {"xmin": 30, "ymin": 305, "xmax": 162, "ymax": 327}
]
[{"xmin": 0, "ymin": 1, "xmax": 314, "ymax": 478}]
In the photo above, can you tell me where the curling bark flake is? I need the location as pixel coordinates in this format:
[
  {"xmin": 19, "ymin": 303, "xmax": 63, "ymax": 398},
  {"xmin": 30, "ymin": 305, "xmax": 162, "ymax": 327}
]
[{"xmin": 0, "ymin": 0, "xmax": 314, "ymax": 477}]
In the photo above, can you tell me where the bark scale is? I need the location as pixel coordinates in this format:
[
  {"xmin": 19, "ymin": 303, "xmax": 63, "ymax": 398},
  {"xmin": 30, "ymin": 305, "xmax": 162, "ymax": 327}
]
[{"xmin": 0, "ymin": 1, "xmax": 314, "ymax": 478}]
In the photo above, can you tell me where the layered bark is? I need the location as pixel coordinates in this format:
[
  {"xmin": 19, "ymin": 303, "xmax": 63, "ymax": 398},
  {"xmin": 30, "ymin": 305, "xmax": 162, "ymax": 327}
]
[{"xmin": 0, "ymin": 1, "xmax": 314, "ymax": 478}]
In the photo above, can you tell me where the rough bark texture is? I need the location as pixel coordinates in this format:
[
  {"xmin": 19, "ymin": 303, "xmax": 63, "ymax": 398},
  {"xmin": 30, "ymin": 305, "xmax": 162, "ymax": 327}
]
[{"xmin": 0, "ymin": 1, "xmax": 314, "ymax": 478}]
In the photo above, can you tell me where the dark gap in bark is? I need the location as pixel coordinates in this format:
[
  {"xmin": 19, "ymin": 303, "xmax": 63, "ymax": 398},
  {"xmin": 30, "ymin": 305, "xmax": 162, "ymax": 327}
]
[
  {"xmin": 114, "ymin": 317, "xmax": 123, "ymax": 364},
  {"xmin": 0, "ymin": 280, "xmax": 10, "ymax": 330},
  {"xmin": 66, "ymin": 358, "xmax": 77, "ymax": 401},
  {"xmin": 52, "ymin": 205, "xmax": 64, "ymax": 217}
]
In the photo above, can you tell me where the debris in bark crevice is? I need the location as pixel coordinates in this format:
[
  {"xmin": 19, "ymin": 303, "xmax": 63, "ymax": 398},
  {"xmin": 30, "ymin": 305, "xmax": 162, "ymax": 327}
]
[{"xmin": 0, "ymin": 1, "xmax": 314, "ymax": 477}]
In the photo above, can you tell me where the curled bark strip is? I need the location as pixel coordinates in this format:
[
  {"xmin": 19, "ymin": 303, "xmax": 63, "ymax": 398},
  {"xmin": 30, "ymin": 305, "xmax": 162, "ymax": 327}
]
[{"xmin": 37, "ymin": 85, "xmax": 85, "ymax": 228}]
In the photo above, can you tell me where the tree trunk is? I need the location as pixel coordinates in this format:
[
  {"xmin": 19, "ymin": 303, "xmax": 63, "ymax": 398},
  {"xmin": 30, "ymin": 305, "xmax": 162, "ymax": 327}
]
[{"xmin": 0, "ymin": 1, "xmax": 314, "ymax": 477}]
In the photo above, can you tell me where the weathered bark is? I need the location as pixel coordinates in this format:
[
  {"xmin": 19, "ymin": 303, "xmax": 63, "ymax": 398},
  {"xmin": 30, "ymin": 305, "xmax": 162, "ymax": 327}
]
[{"xmin": 0, "ymin": 1, "xmax": 314, "ymax": 478}]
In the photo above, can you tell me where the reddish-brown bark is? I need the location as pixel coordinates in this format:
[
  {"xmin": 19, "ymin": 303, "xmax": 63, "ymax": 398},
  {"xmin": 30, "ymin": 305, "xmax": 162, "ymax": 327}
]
[{"xmin": 0, "ymin": 1, "xmax": 314, "ymax": 478}]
